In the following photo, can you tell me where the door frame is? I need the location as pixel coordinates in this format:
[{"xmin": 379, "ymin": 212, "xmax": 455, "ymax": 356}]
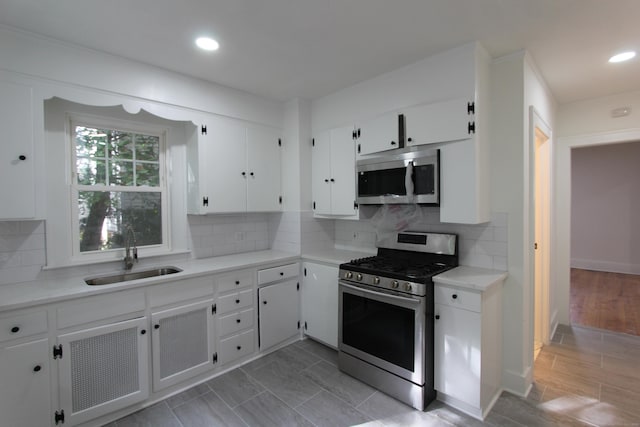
[{"xmin": 554, "ymin": 128, "xmax": 640, "ymax": 326}]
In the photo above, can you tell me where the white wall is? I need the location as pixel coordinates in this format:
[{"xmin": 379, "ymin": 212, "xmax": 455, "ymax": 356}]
[
  {"xmin": 555, "ymin": 91, "xmax": 640, "ymax": 325},
  {"xmin": 571, "ymin": 142, "xmax": 640, "ymax": 274}
]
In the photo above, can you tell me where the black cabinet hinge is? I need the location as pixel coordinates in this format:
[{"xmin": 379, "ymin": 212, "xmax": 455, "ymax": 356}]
[
  {"xmin": 54, "ymin": 409, "xmax": 65, "ymax": 425},
  {"xmin": 313, "ymin": 201, "xmax": 316, "ymax": 210},
  {"xmin": 304, "ymin": 268, "xmax": 307, "ymax": 276},
  {"xmin": 212, "ymin": 304, "xmax": 217, "ymax": 314},
  {"xmin": 297, "ymin": 321, "xmax": 300, "ymax": 329},
  {"xmin": 312, "ymin": 138, "xmax": 315, "ymax": 147},
  {"xmin": 213, "ymin": 352, "xmax": 218, "ymax": 364},
  {"xmin": 352, "ymin": 130, "xmax": 356, "ymax": 139},
  {"xmin": 357, "ymin": 144, "xmax": 361, "ymax": 154},
  {"xmin": 201, "ymin": 125, "xmax": 207, "ymax": 135},
  {"xmin": 53, "ymin": 344, "xmax": 63, "ymax": 360},
  {"xmin": 304, "ymin": 321, "xmax": 308, "ymax": 330},
  {"xmin": 279, "ymin": 196, "xmax": 282, "ymax": 204},
  {"xmin": 278, "ymin": 138, "xmax": 282, "ymax": 147},
  {"xmin": 357, "ymin": 128, "xmax": 361, "ymax": 138},
  {"xmin": 354, "ymin": 201, "xmax": 359, "ymax": 210},
  {"xmin": 203, "ymin": 197, "xmax": 209, "ymax": 207},
  {"xmin": 467, "ymin": 102, "xmax": 475, "ymax": 115},
  {"xmin": 468, "ymin": 122, "xmax": 476, "ymax": 134},
  {"xmin": 296, "ymin": 282, "xmax": 299, "ymax": 291}
]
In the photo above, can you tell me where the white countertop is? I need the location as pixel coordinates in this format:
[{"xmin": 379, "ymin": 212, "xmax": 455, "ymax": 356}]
[
  {"xmin": 433, "ymin": 265, "xmax": 508, "ymax": 292},
  {"xmin": 301, "ymin": 248, "xmax": 375, "ymax": 266},
  {"xmin": 0, "ymin": 250, "xmax": 299, "ymax": 313}
]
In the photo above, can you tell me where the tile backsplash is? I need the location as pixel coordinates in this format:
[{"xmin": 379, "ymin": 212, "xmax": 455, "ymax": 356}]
[
  {"xmin": 0, "ymin": 221, "xmax": 46, "ymax": 285},
  {"xmin": 188, "ymin": 214, "xmax": 270, "ymax": 258}
]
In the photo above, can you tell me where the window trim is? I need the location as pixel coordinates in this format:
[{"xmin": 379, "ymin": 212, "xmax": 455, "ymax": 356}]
[{"xmin": 68, "ymin": 113, "xmax": 171, "ymax": 264}]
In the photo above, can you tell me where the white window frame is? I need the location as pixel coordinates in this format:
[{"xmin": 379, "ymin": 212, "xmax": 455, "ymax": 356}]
[{"xmin": 68, "ymin": 113, "xmax": 171, "ymax": 264}]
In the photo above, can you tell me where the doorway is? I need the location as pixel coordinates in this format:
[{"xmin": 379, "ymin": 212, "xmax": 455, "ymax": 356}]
[{"xmin": 531, "ymin": 108, "xmax": 551, "ymax": 359}]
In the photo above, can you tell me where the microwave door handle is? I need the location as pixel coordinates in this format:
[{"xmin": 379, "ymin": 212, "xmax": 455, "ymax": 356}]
[{"xmin": 405, "ymin": 161, "xmax": 414, "ymax": 201}]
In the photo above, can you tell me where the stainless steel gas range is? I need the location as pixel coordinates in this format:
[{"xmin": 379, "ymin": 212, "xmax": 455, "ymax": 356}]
[{"xmin": 338, "ymin": 231, "xmax": 458, "ymax": 411}]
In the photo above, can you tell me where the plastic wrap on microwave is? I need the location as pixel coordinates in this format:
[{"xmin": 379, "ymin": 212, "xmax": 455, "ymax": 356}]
[{"xmin": 371, "ymin": 204, "xmax": 423, "ymax": 241}]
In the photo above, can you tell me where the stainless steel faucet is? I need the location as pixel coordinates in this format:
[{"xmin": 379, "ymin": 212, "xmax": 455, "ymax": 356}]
[{"xmin": 123, "ymin": 224, "xmax": 138, "ymax": 270}]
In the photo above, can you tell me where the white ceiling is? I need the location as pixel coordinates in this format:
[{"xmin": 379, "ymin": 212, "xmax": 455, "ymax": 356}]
[{"xmin": 1, "ymin": 0, "xmax": 639, "ymax": 104}]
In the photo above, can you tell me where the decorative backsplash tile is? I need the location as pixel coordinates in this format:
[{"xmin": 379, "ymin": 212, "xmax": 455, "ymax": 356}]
[{"xmin": 0, "ymin": 220, "xmax": 46, "ymax": 285}]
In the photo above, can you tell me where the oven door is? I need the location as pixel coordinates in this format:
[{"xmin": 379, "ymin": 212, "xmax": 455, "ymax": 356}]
[{"xmin": 338, "ymin": 280, "xmax": 425, "ymax": 385}]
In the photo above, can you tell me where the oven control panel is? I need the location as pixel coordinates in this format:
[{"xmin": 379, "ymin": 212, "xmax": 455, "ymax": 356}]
[{"xmin": 339, "ymin": 269, "xmax": 426, "ymax": 296}]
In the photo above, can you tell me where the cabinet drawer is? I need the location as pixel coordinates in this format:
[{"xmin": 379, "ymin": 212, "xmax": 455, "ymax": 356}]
[
  {"xmin": 0, "ymin": 310, "xmax": 47, "ymax": 343},
  {"xmin": 218, "ymin": 288, "xmax": 254, "ymax": 314},
  {"xmin": 435, "ymin": 286, "xmax": 481, "ymax": 313},
  {"xmin": 219, "ymin": 308, "xmax": 254, "ymax": 337},
  {"xmin": 217, "ymin": 269, "xmax": 256, "ymax": 293},
  {"xmin": 148, "ymin": 276, "xmax": 214, "ymax": 308},
  {"xmin": 219, "ymin": 329, "xmax": 254, "ymax": 364},
  {"xmin": 258, "ymin": 263, "xmax": 299, "ymax": 285},
  {"xmin": 57, "ymin": 290, "xmax": 145, "ymax": 329}
]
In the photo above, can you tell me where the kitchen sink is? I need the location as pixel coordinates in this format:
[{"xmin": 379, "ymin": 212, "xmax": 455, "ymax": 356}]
[{"xmin": 85, "ymin": 266, "xmax": 182, "ymax": 286}]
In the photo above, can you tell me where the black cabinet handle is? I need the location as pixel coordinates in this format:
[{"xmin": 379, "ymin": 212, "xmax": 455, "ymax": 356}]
[
  {"xmin": 407, "ymin": 137, "xmax": 413, "ymax": 143},
  {"xmin": 18, "ymin": 155, "xmax": 27, "ymax": 161},
  {"xmin": 154, "ymin": 324, "xmax": 160, "ymax": 329},
  {"xmin": 235, "ymin": 299, "xmax": 240, "ymax": 304},
  {"xmin": 263, "ymin": 301, "xmax": 267, "ymax": 305},
  {"xmin": 280, "ymin": 272, "xmax": 284, "ymax": 276},
  {"xmin": 435, "ymin": 315, "xmax": 440, "ymax": 320},
  {"xmin": 452, "ymin": 294, "xmax": 458, "ymax": 299},
  {"xmin": 250, "ymin": 172, "xmax": 254, "ymax": 176},
  {"xmin": 324, "ymin": 179, "xmax": 329, "ymax": 183},
  {"xmin": 330, "ymin": 178, "xmax": 335, "ymax": 182},
  {"xmin": 10, "ymin": 326, "xmax": 20, "ymax": 334},
  {"xmin": 141, "ymin": 329, "xmax": 146, "ymax": 335},
  {"xmin": 33, "ymin": 365, "xmax": 41, "ymax": 372},
  {"xmin": 242, "ymin": 172, "xmax": 246, "ymax": 176},
  {"xmin": 235, "ymin": 280, "xmax": 240, "ymax": 285},
  {"xmin": 237, "ymin": 346, "xmax": 242, "ymax": 350},
  {"xmin": 236, "ymin": 319, "xmax": 241, "ymax": 323}
]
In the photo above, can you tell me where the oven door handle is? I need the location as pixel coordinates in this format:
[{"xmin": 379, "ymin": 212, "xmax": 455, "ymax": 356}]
[{"xmin": 340, "ymin": 282, "xmax": 421, "ymax": 305}]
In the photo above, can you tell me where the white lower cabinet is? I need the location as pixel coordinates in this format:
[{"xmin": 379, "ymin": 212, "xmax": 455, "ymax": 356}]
[
  {"xmin": 151, "ymin": 299, "xmax": 215, "ymax": 391},
  {"xmin": 434, "ymin": 280, "xmax": 502, "ymax": 420},
  {"xmin": 57, "ymin": 317, "xmax": 149, "ymax": 426},
  {"xmin": 0, "ymin": 338, "xmax": 51, "ymax": 427},
  {"xmin": 258, "ymin": 279, "xmax": 300, "ymax": 351},
  {"xmin": 301, "ymin": 262, "xmax": 338, "ymax": 347}
]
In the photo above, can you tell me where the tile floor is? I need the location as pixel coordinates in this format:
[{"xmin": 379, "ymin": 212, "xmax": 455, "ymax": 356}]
[{"xmin": 109, "ymin": 325, "xmax": 640, "ymax": 426}]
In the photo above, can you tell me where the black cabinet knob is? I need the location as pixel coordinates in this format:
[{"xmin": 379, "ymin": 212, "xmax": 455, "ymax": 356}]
[
  {"xmin": 237, "ymin": 346, "xmax": 242, "ymax": 350},
  {"xmin": 391, "ymin": 141, "xmax": 397, "ymax": 145},
  {"xmin": 141, "ymin": 329, "xmax": 147, "ymax": 335},
  {"xmin": 18, "ymin": 155, "xmax": 27, "ymax": 161},
  {"xmin": 235, "ymin": 299, "xmax": 240, "ymax": 304},
  {"xmin": 10, "ymin": 326, "xmax": 20, "ymax": 333},
  {"xmin": 324, "ymin": 179, "xmax": 329, "ymax": 183},
  {"xmin": 235, "ymin": 280, "xmax": 240, "ymax": 285},
  {"xmin": 242, "ymin": 172, "xmax": 246, "ymax": 176},
  {"xmin": 236, "ymin": 319, "xmax": 241, "ymax": 323},
  {"xmin": 435, "ymin": 315, "xmax": 440, "ymax": 320},
  {"xmin": 33, "ymin": 365, "xmax": 42, "ymax": 372},
  {"xmin": 280, "ymin": 272, "xmax": 284, "ymax": 276},
  {"xmin": 330, "ymin": 178, "xmax": 335, "ymax": 182},
  {"xmin": 250, "ymin": 172, "xmax": 254, "ymax": 176},
  {"xmin": 263, "ymin": 301, "xmax": 267, "ymax": 305},
  {"xmin": 407, "ymin": 137, "xmax": 413, "ymax": 142},
  {"xmin": 452, "ymin": 294, "xmax": 458, "ymax": 299},
  {"xmin": 154, "ymin": 324, "xmax": 160, "ymax": 329}
]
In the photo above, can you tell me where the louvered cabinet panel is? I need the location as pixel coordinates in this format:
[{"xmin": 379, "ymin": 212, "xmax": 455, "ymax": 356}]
[
  {"xmin": 57, "ymin": 317, "xmax": 149, "ymax": 426},
  {"xmin": 151, "ymin": 299, "xmax": 215, "ymax": 391}
]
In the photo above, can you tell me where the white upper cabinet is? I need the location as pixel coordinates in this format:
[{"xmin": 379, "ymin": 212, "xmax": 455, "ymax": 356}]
[
  {"xmin": 188, "ymin": 116, "xmax": 282, "ymax": 214},
  {"xmin": 0, "ymin": 80, "xmax": 35, "ymax": 219},
  {"xmin": 355, "ymin": 111, "xmax": 400, "ymax": 157},
  {"xmin": 403, "ymin": 98, "xmax": 474, "ymax": 147},
  {"xmin": 312, "ymin": 125, "xmax": 357, "ymax": 217}
]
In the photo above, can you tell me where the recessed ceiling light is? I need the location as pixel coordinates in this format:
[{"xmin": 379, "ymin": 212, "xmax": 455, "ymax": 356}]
[
  {"xmin": 195, "ymin": 37, "xmax": 219, "ymax": 51},
  {"xmin": 608, "ymin": 51, "xmax": 636, "ymax": 63}
]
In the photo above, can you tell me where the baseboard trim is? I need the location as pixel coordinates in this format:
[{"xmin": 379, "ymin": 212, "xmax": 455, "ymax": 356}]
[{"xmin": 571, "ymin": 259, "xmax": 640, "ymax": 275}]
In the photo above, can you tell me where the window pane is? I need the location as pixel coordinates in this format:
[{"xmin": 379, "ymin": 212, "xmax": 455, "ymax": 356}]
[
  {"xmin": 75, "ymin": 126, "xmax": 106, "ymax": 158},
  {"xmin": 76, "ymin": 158, "xmax": 106, "ymax": 185},
  {"xmin": 78, "ymin": 191, "xmax": 162, "ymax": 252},
  {"xmin": 109, "ymin": 160, "xmax": 134, "ymax": 186},
  {"xmin": 136, "ymin": 163, "xmax": 160, "ymax": 186},
  {"xmin": 109, "ymin": 131, "xmax": 134, "ymax": 159},
  {"xmin": 135, "ymin": 134, "xmax": 160, "ymax": 161}
]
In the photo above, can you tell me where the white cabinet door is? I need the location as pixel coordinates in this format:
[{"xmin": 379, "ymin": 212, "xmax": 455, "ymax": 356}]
[
  {"xmin": 151, "ymin": 299, "xmax": 215, "ymax": 391},
  {"xmin": 434, "ymin": 303, "xmax": 481, "ymax": 407},
  {"xmin": 205, "ymin": 117, "xmax": 247, "ymax": 213},
  {"xmin": 301, "ymin": 262, "xmax": 338, "ymax": 347},
  {"xmin": 356, "ymin": 111, "xmax": 399, "ymax": 156},
  {"xmin": 0, "ymin": 80, "xmax": 35, "ymax": 219},
  {"xmin": 311, "ymin": 130, "xmax": 332, "ymax": 215},
  {"xmin": 329, "ymin": 126, "xmax": 357, "ymax": 216},
  {"xmin": 247, "ymin": 126, "xmax": 282, "ymax": 212},
  {"xmin": 258, "ymin": 279, "xmax": 300, "ymax": 351},
  {"xmin": 57, "ymin": 317, "xmax": 149, "ymax": 426},
  {"xmin": 0, "ymin": 338, "xmax": 50, "ymax": 427},
  {"xmin": 404, "ymin": 98, "xmax": 473, "ymax": 147},
  {"xmin": 312, "ymin": 126, "xmax": 357, "ymax": 217}
]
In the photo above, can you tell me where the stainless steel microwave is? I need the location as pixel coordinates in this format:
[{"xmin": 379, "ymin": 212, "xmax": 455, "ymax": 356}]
[{"xmin": 356, "ymin": 148, "xmax": 439, "ymax": 205}]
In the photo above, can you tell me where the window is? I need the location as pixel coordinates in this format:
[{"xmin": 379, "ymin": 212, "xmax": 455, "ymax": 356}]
[{"xmin": 71, "ymin": 117, "xmax": 168, "ymax": 257}]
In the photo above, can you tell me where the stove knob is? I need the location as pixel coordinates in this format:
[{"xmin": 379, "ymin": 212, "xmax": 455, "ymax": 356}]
[
  {"xmin": 356, "ymin": 273, "xmax": 363, "ymax": 281},
  {"xmin": 373, "ymin": 277, "xmax": 380, "ymax": 285},
  {"xmin": 391, "ymin": 280, "xmax": 399, "ymax": 289},
  {"xmin": 404, "ymin": 282, "xmax": 412, "ymax": 292},
  {"xmin": 345, "ymin": 272, "xmax": 353, "ymax": 279}
]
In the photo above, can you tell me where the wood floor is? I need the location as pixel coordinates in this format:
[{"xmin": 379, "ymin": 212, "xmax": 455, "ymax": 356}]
[{"xmin": 570, "ymin": 268, "xmax": 640, "ymax": 336}]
